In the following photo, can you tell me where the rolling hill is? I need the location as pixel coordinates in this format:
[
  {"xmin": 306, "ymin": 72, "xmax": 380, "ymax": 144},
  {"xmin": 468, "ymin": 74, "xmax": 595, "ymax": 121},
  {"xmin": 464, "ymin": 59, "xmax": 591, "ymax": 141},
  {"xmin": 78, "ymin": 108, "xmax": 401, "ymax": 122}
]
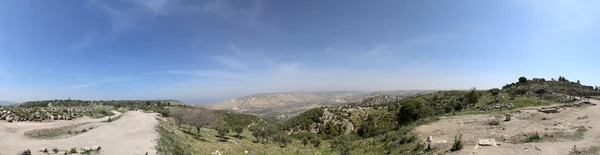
[{"xmin": 211, "ymin": 90, "xmax": 432, "ymax": 116}]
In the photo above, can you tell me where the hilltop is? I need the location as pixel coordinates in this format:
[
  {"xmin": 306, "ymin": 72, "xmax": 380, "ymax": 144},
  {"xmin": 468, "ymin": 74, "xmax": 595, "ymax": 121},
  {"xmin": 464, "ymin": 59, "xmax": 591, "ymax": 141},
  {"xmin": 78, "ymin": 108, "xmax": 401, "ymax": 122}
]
[{"xmin": 211, "ymin": 90, "xmax": 431, "ymax": 117}]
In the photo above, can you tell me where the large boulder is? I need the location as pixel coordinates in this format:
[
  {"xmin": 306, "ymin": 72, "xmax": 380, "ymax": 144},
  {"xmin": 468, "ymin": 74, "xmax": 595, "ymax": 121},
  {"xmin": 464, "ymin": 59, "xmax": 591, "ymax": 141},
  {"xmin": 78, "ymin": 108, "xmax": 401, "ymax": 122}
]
[{"xmin": 428, "ymin": 140, "xmax": 448, "ymax": 150}]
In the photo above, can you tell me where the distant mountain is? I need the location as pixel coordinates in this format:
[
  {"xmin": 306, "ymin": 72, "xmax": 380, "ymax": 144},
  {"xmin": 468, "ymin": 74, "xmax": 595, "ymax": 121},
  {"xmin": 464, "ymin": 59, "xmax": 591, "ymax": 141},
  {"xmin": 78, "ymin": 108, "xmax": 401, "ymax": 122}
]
[
  {"xmin": 212, "ymin": 90, "xmax": 432, "ymax": 116},
  {"xmin": 0, "ymin": 100, "xmax": 18, "ymax": 106}
]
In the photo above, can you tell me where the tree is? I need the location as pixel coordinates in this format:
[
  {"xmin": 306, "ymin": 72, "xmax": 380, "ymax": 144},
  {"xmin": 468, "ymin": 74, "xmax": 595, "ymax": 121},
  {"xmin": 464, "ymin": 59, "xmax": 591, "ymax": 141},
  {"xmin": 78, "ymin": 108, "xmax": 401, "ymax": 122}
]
[
  {"xmin": 358, "ymin": 116, "xmax": 376, "ymax": 138},
  {"xmin": 233, "ymin": 126, "xmax": 244, "ymax": 138},
  {"xmin": 332, "ymin": 136, "xmax": 351, "ymax": 155},
  {"xmin": 467, "ymin": 88, "xmax": 479, "ymax": 106},
  {"xmin": 397, "ymin": 99, "xmax": 429, "ymax": 125},
  {"xmin": 169, "ymin": 107, "xmax": 188, "ymax": 128},
  {"xmin": 518, "ymin": 76, "xmax": 528, "ymax": 84},
  {"xmin": 577, "ymin": 80, "xmax": 581, "ymax": 84},
  {"xmin": 189, "ymin": 108, "xmax": 218, "ymax": 136},
  {"xmin": 302, "ymin": 137, "xmax": 309, "ymax": 148},
  {"xmin": 489, "ymin": 88, "xmax": 500, "ymax": 96},
  {"xmin": 274, "ymin": 134, "xmax": 291, "ymax": 147},
  {"xmin": 310, "ymin": 137, "xmax": 322, "ymax": 148},
  {"xmin": 217, "ymin": 125, "xmax": 230, "ymax": 141}
]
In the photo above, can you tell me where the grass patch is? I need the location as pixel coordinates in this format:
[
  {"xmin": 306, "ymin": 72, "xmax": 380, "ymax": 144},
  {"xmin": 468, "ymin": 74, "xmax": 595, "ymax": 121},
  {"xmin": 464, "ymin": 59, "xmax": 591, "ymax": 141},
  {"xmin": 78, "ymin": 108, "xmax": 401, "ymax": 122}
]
[
  {"xmin": 512, "ymin": 97, "xmax": 552, "ymax": 109},
  {"xmin": 487, "ymin": 120, "xmax": 500, "ymax": 126},
  {"xmin": 450, "ymin": 134, "xmax": 464, "ymax": 152},
  {"xmin": 155, "ymin": 118, "xmax": 333, "ymax": 155},
  {"xmin": 24, "ymin": 122, "xmax": 92, "ymax": 139},
  {"xmin": 524, "ymin": 132, "xmax": 542, "ymax": 143},
  {"xmin": 577, "ymin": 115, "xmax": 588, "ymax": 120},
  {"xmin": 580, "ymin": 146, "xmax": 600, "ymax": 155}
]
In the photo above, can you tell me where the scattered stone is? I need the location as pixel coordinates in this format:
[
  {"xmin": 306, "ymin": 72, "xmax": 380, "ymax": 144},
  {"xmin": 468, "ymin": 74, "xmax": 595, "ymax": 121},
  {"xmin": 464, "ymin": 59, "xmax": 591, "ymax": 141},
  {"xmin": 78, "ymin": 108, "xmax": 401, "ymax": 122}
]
[
  {"xmin": 505, "ymin": 113, "xmax": 512, "ymax": 121},
  {"xmin": 478, "ymin": 139, "xmax": 497, "ymax": 146},
  {"xmin": 428, "ymin": 140, "xmax": 448, "ymax": 150},
  {"xmin": 538, "ymin": 107, "xmax": 560, "ymax": 114},
  {"xmin": 211, "ymin": 150, "xmax": 222, "ymax": 155},
  {"xmin": 92, "ymin": 145, "xmax": 101, "ymax": 150}
]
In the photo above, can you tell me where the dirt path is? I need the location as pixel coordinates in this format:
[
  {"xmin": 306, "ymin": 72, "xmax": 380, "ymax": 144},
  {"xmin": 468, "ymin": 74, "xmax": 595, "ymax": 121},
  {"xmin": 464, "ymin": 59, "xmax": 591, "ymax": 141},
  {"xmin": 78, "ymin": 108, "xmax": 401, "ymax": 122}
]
[
  {"xmin": 414, "ymin": 99, "xmax": 600, "ymax": 155},
  {"xmin": 0, "ymin": 111, "xmax": 159, "ymax": 155}
]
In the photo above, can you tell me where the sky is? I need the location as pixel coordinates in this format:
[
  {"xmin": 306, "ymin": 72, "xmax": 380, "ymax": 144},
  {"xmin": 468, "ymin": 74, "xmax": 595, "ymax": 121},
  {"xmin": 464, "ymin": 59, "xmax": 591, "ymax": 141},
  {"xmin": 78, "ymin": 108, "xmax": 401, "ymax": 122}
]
[{"xmin": 0, "ymin": 0, "xmax": 600, "ymax": 104}]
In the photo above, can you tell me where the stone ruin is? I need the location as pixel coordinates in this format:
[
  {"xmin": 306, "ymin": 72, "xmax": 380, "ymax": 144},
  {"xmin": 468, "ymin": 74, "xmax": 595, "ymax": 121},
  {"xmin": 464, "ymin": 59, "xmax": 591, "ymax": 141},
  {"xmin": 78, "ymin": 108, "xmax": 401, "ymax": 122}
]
[
  {"xmin": 0, "ymin": 107, "xmax": 87, "ymax": 123},
  {"xmin": 476, "ymin": 103, "xmax": 514, "ymax": 111}
]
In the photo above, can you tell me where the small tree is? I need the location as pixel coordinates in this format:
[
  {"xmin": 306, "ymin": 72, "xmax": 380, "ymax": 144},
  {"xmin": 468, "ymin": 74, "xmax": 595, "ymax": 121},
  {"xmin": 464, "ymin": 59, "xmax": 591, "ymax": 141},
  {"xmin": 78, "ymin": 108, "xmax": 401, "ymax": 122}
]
[
  {"xmin": 274, "ymin": 134, "xmax": 291, "ymax": 147},
  {"xmin": 233, "ymin": 126, "xmax": 244, "ymax": 138},
  {"xmin": 518, "ymin": 76, "xmax": 528, "ymax": 84},
  {"xmin": 217, "ymin": 125, "xmax": 230, "ymax": 141},
  {"xmin": 332, "ymin": 136, "xmax": 351, "ymax": 155},
  {"xmin": 467, "ymin": 88, "xmax": 480, "ymax": 106},
  {"xmin": 451, "ymin": 134, "xmax": 463, "ymax": 152},
  {"xmin": 302, "ymin": 137, "xmax": 309, "ymax": 148},
  {"xmin": 489, "ymin": 88, "xmax": 500, "ymax": 96},
  {"xmin": 311, "ymin": 137, "xmax": 322, "ymax": 148}
]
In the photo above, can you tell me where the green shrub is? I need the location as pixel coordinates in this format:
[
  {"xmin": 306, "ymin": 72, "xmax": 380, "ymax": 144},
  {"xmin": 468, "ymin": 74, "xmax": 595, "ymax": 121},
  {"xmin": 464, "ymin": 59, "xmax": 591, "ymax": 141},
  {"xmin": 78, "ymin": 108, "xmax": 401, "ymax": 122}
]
[
  {"xmin": 81, "ymin": 128, "xmax": 88, "ymax": 133},
  {"xmin": 302, "ymin": 137, "xmax": 309, "ymax": 147},
  {"xmin": 525, "ymin": 132, "xmax": 541, "ymax": 143},
  {"xmin": 488, "ymin": 120, "xmax": 500, "ymax": 126},
  {"xmin": 310, "ymin": 137, "xmax": 322, "ymax": 148},
  {"xmin": 69, "ymin": 148, "xmax": 77, "ymax": 153},
  {"xmin": 451, "ymin": 134, "xmax": 463, "ymax": 152},
  {"xmin": 399, "ymin": 134, "xmax": 417, "ymax": 144},
  {"xmin": 52, "ymin": 148, "xmax": 59, "ymax": 153}
]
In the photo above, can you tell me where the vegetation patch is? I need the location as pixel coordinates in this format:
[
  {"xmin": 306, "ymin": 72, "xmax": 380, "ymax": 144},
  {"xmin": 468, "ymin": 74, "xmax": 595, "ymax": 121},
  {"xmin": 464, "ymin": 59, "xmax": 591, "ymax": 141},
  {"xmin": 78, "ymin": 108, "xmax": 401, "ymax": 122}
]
[
  {"xmin": 451, "ymin": 134, "xmax": 464, "ymax": 152},
  {"xmin": 24, "ymin": 122, "xmax": 92, "ymax": 139},
  {"xmin": 487, "ymin": 120, "xmax": 501, "ymax": 126}
]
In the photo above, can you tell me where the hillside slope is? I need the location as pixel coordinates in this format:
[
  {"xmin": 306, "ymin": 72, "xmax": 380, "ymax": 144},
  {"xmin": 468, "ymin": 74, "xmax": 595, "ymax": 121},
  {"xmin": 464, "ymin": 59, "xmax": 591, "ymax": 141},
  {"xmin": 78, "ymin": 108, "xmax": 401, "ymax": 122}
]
[{"xmin": 211, "ymin": 90, "xmax": 431, "ymax": 116}]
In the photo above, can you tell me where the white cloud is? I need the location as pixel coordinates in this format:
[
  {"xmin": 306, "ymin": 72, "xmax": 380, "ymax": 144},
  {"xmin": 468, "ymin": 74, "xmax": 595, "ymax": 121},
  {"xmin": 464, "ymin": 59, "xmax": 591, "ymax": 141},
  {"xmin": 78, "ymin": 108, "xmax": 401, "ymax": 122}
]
[
  {"xmin": 68, "ymin": 32, "xmax": 97, "ymax": 52},
  {"xmin": 204, "ymin": 0, "xmax": 263, "ymax": 26},
  {"xmin": 163, "ymin": 70, "xmax": 246, "ymax": 80},
  {"xmin": 128, "ymin": 0, "xmax": 170, "ymax": 14},
  {"xmin": 57, "ymin": 77, "xmax": 122, "ymax": 90},
  {"xmin": 214, "ymin": 56, "xmax": 246, "ymax": 69},
  {"xmin": 229, "ymin": 44, "xmax": 243, "ymax": 55},
  {"xmin": 101, "ymin": 5, "xmax": 137, "ymax": 34}
]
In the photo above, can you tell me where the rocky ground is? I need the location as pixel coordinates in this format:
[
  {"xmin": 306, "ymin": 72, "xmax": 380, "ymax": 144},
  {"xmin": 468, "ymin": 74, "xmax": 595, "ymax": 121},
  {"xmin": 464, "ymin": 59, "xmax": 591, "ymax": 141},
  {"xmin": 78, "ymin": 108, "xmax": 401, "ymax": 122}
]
[
  {"xmin": 0, "ymin": 111, "xmax": 159, "ymax": 155},
  {"xmin": 414, "ymin": 98, "xmax": 600, "ymax": 155}
]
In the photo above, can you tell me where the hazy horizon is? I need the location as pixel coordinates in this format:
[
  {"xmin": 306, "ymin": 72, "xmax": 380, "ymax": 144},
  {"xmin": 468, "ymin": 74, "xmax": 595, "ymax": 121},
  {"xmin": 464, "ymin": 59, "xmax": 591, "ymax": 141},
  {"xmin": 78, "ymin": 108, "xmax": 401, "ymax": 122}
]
[{"xmin": 1, "ymin": 0, "xmax": 599, "ymax": 102}]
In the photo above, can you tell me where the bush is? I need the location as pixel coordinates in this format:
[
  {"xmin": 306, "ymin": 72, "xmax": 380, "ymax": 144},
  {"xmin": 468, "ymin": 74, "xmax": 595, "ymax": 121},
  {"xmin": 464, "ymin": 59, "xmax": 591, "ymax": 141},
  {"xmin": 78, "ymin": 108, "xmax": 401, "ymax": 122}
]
[
  {"xmin": 302, "ymin": 137, "xmax": 309, "ymax": 147},
  {"xmin": 399, "ymin": 134, "xmax": 417, "ymax": 145},
  {"xmin": 52, "ymin": 148, "xmax": 59, "ymax": 153},
  {"xmin": 20, "ymin": 149, "xmax": 31, "ymax": 155},
  {"xmin": 451, "ymin": 134, "xmax": 463, "ymax": 152},
  {"xmin": 233, "ymin": 126, "xmax": 244, "ymax": 137},
  {"xmin": 81, "ymin": 128, "xmax": 88, "ymax": 133},
  {"xmin": 488, "ymin": 120, "xmax": 500, "ymax": 126},
  {"xmin": 217, "ymin": 125, "xmax": 230, "ymax": 141},
  {"xmin": 70, "ymin": 148, "xmax": 77, "ymax": 153},
  {"xmin": 311, "ymin": 137, "xmax": 322, "ymax": 148},
  {"xmin": 525, "ymin": 132, "xmax": 541, "ymax": 142}
]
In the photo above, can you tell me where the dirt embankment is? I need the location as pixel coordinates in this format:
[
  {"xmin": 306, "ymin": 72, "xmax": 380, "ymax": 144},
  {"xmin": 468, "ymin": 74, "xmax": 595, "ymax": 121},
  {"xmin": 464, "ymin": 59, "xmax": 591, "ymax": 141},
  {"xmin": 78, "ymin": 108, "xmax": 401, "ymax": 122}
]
[{"xmin": 414, "ymin": 99, "xmax": 600, "ymax": 155}]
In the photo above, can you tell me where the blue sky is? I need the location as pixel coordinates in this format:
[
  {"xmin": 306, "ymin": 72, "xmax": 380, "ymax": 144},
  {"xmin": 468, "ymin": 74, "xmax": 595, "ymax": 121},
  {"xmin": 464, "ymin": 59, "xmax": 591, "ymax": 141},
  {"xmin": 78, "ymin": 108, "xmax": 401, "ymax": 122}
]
[{"xmin": 0, "ymin": 0, "xmax": 599, "ymax": 103}]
